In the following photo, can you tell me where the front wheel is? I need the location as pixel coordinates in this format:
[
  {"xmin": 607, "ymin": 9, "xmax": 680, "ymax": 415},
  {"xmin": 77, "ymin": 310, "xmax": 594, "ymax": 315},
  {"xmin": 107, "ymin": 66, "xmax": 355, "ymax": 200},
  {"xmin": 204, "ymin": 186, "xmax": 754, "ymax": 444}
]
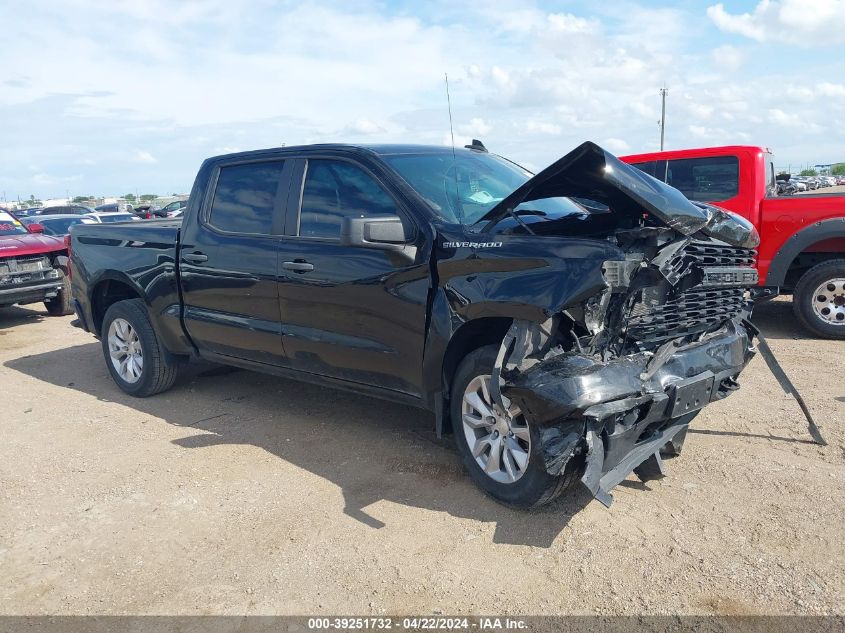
[
  {"xmin": 44, "ymin": 268, "xmax": 73, "ymax": 316},
  {"xmin": 792, "ymin": 259, "xmax": 845, "ymax": 339},
  {"xmin": 100, "ymin": 298, "xmax": 179, "ymax": 396},
  {"xmin": 451, "ymin": 345, "xmax": 581, "ymax": 509}
]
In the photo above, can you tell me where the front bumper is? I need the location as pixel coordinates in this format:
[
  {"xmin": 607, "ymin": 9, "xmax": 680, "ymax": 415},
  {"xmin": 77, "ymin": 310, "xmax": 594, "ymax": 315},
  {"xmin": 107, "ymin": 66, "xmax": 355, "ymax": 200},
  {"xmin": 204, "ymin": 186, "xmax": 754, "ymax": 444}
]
[
  {"xmin": 503, "ymin": 321, "xmax": 755, "ymax": 505},
  {"xmin": 0, "ymin": 278, "xmax": 64, "ymax": 307}
]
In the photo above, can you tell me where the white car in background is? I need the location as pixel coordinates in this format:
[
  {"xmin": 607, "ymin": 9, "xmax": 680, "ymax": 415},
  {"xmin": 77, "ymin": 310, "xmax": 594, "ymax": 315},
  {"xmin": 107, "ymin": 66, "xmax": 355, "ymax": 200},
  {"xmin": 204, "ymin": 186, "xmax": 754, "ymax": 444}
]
[{"xmin": 83, "ymin": 212, "xmax": 140, "ymax": 224}]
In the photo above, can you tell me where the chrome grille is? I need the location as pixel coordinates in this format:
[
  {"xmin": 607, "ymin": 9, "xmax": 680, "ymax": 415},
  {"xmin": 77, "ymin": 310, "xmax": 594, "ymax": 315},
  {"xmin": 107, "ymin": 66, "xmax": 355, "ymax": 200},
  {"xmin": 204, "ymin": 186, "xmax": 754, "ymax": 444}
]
[
  {"xmin": 683, "ymin": 242, "xmax": 756, "ymax": 267},
  {"xmin": 626, "ymin": 241, "xmax": 755, "ymax": 348}
]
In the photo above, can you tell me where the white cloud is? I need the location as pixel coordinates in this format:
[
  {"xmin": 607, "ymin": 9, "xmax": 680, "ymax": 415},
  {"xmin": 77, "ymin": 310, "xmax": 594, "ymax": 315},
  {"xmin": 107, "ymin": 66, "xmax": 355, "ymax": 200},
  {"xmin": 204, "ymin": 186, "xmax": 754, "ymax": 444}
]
[
  {"xmin": 687, "ymin": 102, "xmax": 715, "ymax": 120},
  {"xmin": 546, "ymin": 13, "xmax": 599, "ymax": 34},
  {"xmin": 0, "ymin": 1, "xmax": 842, "ymax": 196},
  {"xmin": 688, "ymin": 124, "xmax": 751, "ymax": 143},
  {"xmin": 134, "ymin": 150, "xmax": 157, "ymax": 164},
  {"xmin": 524, "ymin": 120, "xmax": 563, "ymax": 135},
  {"xmin": 711, "ymin": 45, "xmax": 746, "ymax": 71},
  {"xmin": 817, "ymin": 82, "xmax": 845, "ymax": 97},
  {"xmin": 32, "ymin": 173, "xmax": 81, "ymax": 185},
  {"xmin": 343, "ymin": 118, "xmax": 387, "ymax": 136},
  {"xmin": 457, "ymin": 118, "xmax": 491, "ymax": 137},
  {"xmin": 602, "ymin": 138, "xmax": 631, "ymax": 154},
  {"xmin": 707, "ymin": 0, "xmax": 845, "ymax": 46},
  {"xmin": 706, "ymin": 3, "xmax": 766, "ymax": 41}
]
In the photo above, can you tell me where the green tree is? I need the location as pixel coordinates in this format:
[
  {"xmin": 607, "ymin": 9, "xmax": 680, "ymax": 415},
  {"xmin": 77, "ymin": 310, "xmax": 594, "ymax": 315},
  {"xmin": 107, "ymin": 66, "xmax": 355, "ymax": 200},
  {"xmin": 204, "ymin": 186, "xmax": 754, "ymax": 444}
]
[
  {"xmin": 799, "ymin": 169, "xmax": 818, "ymax": 176},
  {"xmin": 832, "ymin": 164, "xmax": 845, "ymax": 176},
  {"xmin": 124, "ymin": 193, "xmax": 136, "ymax": 202},
  {"xmin": 72, "ymin": 195, "xmax": 93, "ymax": 203},
  {"xmin": 140, "ymin": 194, "xmax": 157, "ymax": 202}
]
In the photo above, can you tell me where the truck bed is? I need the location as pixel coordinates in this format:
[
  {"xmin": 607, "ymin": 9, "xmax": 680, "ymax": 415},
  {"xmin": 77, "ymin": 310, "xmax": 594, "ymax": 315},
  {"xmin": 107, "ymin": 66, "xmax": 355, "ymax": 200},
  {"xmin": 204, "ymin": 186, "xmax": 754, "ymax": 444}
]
[{"xmin": 69, "ymin": 219, "xmax": 182, "ymax": 339}]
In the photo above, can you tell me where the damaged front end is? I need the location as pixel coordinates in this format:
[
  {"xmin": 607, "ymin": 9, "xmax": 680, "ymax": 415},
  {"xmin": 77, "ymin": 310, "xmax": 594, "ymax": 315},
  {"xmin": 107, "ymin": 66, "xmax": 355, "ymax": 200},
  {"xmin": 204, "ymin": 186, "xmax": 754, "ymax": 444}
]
[
  {"xmin": 480, "ymin": 143, "xmax": 764, "ymax": 506},
  {"xmin": 494, "ymin": 235, "xmax": 758, "ymax": 506}
]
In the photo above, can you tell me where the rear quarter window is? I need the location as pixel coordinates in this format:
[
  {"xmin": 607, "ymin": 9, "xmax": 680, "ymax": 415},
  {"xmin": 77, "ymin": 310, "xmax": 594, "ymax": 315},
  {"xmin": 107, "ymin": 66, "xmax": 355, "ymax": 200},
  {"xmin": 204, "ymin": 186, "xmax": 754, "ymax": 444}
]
[{"xmin": 208, "ymin": 160, "xmax": 286, "ymax": 235}]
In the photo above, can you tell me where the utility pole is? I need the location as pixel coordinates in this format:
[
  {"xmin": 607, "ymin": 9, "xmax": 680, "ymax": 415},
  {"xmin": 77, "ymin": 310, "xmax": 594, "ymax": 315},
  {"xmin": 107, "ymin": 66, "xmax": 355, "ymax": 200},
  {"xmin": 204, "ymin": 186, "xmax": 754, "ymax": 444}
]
[{"xmin": 659, "ymin": 86, "xmax": 668, "ymax": 151}]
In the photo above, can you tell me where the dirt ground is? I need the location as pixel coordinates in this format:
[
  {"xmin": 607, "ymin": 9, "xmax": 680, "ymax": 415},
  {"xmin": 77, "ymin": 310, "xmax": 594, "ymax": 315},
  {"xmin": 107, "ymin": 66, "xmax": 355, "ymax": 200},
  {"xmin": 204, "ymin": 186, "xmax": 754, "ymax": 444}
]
[{"xmin": 1, "ymin": 297, "xmax": 843, "ymax": 616}]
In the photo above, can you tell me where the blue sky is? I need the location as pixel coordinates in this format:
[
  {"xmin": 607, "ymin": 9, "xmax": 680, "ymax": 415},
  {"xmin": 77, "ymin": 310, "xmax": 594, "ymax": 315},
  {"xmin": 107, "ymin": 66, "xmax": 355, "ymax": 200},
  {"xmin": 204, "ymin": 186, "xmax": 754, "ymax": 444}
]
[{"xmin": 1, "ymin": 0, "xmax": 844, "ymax": 201}]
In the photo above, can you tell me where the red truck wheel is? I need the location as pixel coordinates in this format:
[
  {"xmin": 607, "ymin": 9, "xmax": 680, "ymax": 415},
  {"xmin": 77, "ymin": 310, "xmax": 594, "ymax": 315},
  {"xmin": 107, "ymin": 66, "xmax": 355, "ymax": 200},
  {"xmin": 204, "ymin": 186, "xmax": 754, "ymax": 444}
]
[
  {"xmin": 44, "ymin": 268, "xmax": 73, "ymax": 316},
  {"xmin": 792, "ymin": 259, "xmax": 845, "ymax": 339}
]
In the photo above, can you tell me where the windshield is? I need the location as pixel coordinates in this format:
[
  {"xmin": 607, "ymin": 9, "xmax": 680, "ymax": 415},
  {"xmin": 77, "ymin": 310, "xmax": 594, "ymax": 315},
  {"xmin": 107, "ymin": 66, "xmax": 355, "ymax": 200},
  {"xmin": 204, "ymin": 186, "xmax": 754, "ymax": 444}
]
[
  {"xmin": 382, "ymin": 151, "xmax": 586, "ymax": 224},
  {"xmin": 0, "ymin": 210, "xmax": 30, "ymax": 236}
]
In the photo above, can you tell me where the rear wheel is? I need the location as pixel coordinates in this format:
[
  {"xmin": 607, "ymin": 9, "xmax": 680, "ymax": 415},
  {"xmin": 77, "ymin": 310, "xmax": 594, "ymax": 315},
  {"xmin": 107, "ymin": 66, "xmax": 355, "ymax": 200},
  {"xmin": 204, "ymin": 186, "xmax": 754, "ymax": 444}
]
[
  {"xmin": 451, "ymin": 345, "xmax": 581, "ymax": 509},
  {"xmin": 101, "ymin": 298, "xmax": 179, "ymax": 396},
  {"xmin": 793, "ymin": 259, "xmax": 845, "ymax": 339}
]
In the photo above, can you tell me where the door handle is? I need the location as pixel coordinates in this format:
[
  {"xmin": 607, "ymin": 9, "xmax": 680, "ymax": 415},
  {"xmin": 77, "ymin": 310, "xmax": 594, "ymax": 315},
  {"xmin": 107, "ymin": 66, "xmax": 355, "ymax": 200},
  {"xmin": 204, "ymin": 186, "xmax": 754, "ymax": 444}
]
[
  {"xmin": 282, "ymin": 260, "xmax": 314, "ymax": 273},
  {"xmin": 182, "ymin": 252, "xmax": 208, "ymax": 264}
]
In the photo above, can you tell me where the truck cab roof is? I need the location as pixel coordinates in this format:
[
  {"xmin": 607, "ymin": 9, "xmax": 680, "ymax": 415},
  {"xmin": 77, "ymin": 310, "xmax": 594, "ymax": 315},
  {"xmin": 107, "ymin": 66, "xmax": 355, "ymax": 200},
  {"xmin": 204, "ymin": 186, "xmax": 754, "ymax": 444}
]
[{"xmin": 621, "ymin": 145, "xmax": 771, "ymax": 162}]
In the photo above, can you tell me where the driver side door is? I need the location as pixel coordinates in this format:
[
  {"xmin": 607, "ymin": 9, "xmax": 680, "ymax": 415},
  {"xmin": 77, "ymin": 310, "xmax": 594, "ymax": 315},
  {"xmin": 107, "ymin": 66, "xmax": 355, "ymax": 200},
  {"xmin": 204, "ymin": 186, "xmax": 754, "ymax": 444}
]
[{"xmin": 275, "ymin": 156, "xmax": 431, "ymax": 397}]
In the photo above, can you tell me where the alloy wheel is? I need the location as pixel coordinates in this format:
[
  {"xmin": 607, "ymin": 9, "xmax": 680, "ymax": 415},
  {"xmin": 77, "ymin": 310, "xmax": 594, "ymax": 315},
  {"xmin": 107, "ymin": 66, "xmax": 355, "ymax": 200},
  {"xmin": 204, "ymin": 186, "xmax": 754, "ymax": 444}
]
[
  {"xmin": 461, "ymin": 374, "xmax": 531, "ymax": 484},
  {"xmin": 107, "ymin": 318, "xmax": 144, "ymax": 383}
]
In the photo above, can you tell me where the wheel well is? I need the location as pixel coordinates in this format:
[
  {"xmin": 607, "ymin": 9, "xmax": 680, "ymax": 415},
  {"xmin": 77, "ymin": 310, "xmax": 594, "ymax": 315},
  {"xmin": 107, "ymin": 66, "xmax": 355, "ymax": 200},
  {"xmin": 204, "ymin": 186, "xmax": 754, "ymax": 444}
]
[
  {"xmin": 91, "ymin": 280, "xmax": 141, "ymax": 334},
  {"xmin": 439, "ymin": 317, "xmax": 513, "ymax": 435},
  {"xmin": 783, "ymin": 250, "xmax": 844, "ymax": 292}
]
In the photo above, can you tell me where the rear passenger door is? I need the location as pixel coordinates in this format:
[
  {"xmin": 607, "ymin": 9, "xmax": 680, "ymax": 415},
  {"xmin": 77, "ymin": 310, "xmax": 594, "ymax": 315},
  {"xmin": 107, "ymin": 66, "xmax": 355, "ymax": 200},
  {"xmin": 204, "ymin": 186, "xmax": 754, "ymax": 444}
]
[
  {"xmin": 275, "ymin": 156, "xmax": 430, "ymax": 396},
  {"xmin": 179, "ymin": 158, "xmax": 292, "ymax": 365}
]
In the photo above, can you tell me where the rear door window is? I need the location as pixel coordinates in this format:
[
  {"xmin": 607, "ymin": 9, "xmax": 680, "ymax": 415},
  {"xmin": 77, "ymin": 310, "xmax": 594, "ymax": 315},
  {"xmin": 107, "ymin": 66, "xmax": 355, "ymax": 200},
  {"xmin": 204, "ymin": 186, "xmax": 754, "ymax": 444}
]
[
  {"xmin": 208, "ymin": 160, "xmax": 286, "ymax": 235},
  {"xmin": 664, "ymin": 156, "xmax": 739, "ymax": 202}
]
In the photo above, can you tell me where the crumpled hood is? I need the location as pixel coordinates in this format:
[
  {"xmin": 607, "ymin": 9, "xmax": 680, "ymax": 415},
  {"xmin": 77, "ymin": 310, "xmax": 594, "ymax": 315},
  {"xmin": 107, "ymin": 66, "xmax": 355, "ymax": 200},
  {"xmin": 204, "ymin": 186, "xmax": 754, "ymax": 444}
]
[
  {"xmin": 0, "ymin": 234, "xmax": 65, "ymax": 257},
  {"xmin": 478, "ymin": 141, "xmax": 759, "ymax": 248}
]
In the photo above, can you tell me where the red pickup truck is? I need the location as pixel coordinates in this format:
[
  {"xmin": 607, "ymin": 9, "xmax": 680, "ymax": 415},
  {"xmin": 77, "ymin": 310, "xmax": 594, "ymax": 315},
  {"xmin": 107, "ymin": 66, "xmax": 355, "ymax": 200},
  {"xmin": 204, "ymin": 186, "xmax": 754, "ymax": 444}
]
[
  {"xmin": 0, "ymin": 209, "xmax": 72, "ymax": 316},
  {"xmin": 620, "ymin": 146, "xmax": 845, "ymax": 338}
]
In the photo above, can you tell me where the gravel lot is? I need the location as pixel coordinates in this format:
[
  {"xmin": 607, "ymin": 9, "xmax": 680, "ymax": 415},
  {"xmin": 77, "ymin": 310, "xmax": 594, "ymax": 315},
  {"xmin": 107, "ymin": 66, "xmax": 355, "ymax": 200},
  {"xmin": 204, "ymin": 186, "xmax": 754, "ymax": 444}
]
[{"xmin": 1, "ymin": 297, "xmax": 843, "ymax": 616}]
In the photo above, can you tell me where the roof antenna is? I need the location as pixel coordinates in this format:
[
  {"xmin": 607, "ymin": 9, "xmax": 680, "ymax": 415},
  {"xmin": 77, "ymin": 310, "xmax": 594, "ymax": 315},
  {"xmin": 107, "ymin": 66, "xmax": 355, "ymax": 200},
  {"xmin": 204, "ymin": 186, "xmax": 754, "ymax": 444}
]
[
  {"xmin": 444, "ymin": 72, "xmax": 463, "ymax": 222},
  {"xmin": 445, "ymin": 72, "xmax": 456, "ymax": 157}
]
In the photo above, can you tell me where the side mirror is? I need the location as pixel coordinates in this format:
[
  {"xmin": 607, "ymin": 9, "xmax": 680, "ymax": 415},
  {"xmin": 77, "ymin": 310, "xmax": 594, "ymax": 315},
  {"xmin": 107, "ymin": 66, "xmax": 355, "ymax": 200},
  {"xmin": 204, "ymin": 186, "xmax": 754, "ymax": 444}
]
[
  {"xmin": 27, "ymin": 223, "xmax": 44, "ymax": 234},
  {"xmin": 340, "ymin": 215, "xmax": 416, "ymax": 262}
]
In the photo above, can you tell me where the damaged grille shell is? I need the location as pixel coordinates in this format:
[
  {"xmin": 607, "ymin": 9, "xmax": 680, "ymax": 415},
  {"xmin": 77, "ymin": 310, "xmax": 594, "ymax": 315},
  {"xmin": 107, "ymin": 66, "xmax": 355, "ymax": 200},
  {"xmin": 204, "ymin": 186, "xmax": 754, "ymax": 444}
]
[{"xmin": 625, "ymin": 240, "xmax": 757, "ymax": 349}]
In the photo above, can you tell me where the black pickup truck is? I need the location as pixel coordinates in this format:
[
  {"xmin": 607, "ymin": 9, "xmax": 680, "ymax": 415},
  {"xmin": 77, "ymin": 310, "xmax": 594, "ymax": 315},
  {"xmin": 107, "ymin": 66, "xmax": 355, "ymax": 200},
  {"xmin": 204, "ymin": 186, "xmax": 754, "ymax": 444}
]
[{"xmin": 70, "ymin": 141, "xmax": 761, "ymax": 508}]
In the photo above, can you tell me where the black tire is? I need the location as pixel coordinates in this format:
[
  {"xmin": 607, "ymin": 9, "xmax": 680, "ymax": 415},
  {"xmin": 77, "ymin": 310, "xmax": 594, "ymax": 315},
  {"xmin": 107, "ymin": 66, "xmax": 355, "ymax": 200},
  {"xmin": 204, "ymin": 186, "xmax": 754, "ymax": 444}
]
[
  {"xmin": 451, "ymin": 345, "xmax": 582, "ymax": 509},
  {"xmin": 792, "ymin": 259, "xmax": 845, "ymax": 339},
  {"xmin": 100, "ymin": 298, "xmax": 179, "ymax": 397},
  {"xmin": 44, "ymin": 268, "xmax": 73, "ymax": 316}
]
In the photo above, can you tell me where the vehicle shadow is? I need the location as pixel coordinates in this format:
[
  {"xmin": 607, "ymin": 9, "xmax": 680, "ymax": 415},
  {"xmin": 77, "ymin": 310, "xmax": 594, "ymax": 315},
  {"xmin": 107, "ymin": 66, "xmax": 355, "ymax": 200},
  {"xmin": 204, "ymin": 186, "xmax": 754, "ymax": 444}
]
[
  {"xmin": 688, "ymin": 428, "xmax": 817, "ymax": 445},
  {"xmin": 4, "ymin": 342, "xmax": 592, "ymax": 547},
  {"xmin": 749, "ymin": 298, "xmax": 807, "ymax": 341},
  {"xmin": 0, "ymin": 305, "xmax": 46, "ymax": 330}
]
